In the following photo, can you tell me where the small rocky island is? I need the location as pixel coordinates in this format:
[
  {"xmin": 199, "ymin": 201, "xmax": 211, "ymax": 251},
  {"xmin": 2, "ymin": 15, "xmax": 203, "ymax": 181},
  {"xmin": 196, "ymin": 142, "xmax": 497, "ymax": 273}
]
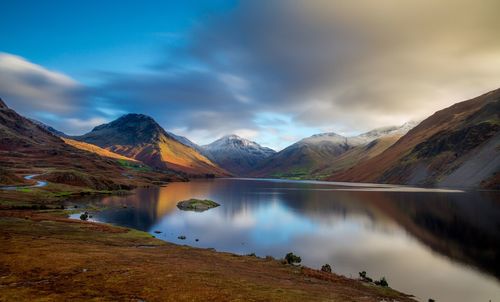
[{"xmin": 177, "ymin": 199, "xmax": 220, "ymax": 212}]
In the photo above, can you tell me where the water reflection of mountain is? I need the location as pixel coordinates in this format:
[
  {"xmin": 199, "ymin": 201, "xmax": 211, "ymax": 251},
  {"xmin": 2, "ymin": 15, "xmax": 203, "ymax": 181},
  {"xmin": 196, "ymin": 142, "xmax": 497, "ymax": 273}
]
[
  {"xmin": 269, "ymin": 187, "xmax": 500, "ymax": 281},
  {"xmin": 90, "ymin": 179, "xmax": 500, "ymax": 280},
  {"xmin": 369, "ymin": 191, "xmax": 500, "ymax": 281}
]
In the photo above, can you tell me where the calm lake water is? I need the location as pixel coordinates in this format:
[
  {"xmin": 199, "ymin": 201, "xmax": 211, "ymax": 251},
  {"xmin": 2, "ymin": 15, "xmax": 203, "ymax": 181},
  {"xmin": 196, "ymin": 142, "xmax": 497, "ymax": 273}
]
[{"xmin": 72, "ymin": 178, "xmax": 500, "ymax": 302}]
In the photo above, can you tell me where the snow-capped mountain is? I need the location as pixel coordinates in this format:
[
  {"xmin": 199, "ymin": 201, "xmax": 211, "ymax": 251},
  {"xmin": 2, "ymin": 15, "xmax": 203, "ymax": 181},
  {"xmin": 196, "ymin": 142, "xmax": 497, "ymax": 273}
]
[
  {"xmin": 348, "ymin": 121, "xmax": 419, "ymax": 145},
  {"xmin": 251, "ymin": 121, "xmax": 418, "ymax": 178},
  {"xmin": 202, "ymin": 134, "xmax": 276, "ymax": 175}
]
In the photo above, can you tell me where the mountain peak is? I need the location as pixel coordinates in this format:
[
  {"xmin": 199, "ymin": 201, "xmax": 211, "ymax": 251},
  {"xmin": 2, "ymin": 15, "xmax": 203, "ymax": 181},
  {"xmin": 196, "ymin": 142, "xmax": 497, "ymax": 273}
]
[
  {"xmin": 221, "ymin": 134, "xmax": 242, "ymax": 140},
  {"xmin": 300, "ymin": 132, "xmax": 347, "ymax": 145},
  {"xmin": 119, "ymin": 113, "xmax": 155, "ymax": 121},
  {"xmin": 81, "ymin": 113, "xmax": 166, "ymax": 147},
  {"xmin": 202, "ymin": 134, "xmax": 275, "ymax": 175},
  {"xmin": 91, "ymin": 113, "xmax": 162, "ymax": 133},
  {"xmin": 310, "ymin": 132, "xmax": 343, "ymax": 138}
]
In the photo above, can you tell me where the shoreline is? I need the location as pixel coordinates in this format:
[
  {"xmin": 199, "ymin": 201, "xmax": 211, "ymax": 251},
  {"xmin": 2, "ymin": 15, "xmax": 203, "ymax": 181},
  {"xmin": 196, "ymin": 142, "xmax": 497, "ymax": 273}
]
[{"xmin": 0, "ymin": 187, "xmax": 416, "ymax": 301}]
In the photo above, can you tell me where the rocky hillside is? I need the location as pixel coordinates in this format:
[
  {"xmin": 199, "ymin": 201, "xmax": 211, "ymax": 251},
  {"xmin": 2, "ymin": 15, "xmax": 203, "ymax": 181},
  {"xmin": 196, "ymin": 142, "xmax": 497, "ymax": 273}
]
[
  {"xmin": 202, "ymin": 135, "xmax": 276, "ymax": 175},
  {"xmin": 330, "ymin": 89, "xmax": 500, "ymax": 189},
  {"xmin": 74, "ymin": 114, "xmax": 228, "ymax": 177}
]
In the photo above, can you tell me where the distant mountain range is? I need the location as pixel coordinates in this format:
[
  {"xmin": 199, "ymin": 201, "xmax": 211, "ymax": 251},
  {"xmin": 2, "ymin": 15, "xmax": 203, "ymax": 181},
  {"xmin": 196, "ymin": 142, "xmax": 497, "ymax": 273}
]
[
  {"xmin": 250, "ymin": 122, "xmax": 417, "ymax": 179},
  {"xmin": 201, "ymin": 135, "xmax": 276, "ymax": 175},
  {"xmin": 2, "ymin": 88, "xmax": 498, "ymax": 189},
  {"xmin": 73, "ymin": 114, "xmax": 228, "ymax": 177}
]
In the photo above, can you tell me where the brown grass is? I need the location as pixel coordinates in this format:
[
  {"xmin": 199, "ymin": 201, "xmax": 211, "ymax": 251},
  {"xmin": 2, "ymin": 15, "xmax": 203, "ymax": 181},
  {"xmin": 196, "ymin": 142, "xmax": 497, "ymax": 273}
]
[{"xmin": 0, "ymin": 207, "xmax": 415, "ymax": 301}]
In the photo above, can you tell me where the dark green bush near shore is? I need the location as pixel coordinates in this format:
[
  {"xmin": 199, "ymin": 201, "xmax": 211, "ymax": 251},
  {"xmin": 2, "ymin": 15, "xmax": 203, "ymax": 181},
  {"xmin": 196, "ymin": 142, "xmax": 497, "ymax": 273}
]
[{"xmin": 80, "ymin": 212, "xmax": 89, "ymax": 221}]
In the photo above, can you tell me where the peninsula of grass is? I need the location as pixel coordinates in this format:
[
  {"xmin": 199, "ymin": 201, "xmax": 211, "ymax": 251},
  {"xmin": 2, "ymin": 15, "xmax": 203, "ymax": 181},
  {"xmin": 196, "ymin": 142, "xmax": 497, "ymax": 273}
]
[{"xmin": 177, "ymin": 198, "xmax": 220, "ymax": 212}]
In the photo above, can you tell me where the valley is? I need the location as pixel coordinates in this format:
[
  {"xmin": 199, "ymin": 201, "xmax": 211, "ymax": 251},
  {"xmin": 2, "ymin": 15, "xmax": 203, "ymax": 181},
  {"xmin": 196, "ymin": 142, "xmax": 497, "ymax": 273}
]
[{"xmin": 1, "ymin": 88, "xmax": 499, "ymax": 301}]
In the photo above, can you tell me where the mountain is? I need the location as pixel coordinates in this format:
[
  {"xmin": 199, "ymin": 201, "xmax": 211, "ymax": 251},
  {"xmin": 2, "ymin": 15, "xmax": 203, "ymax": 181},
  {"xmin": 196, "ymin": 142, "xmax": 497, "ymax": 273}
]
[
  {"xmin": 311, "ymin": 135, "xmax": 403, "ymax": 178},
  {"xmin": 74, "ymin": 114, "xmax": 228, "ymax": 176},
  {"xmin": 252, "ymin": 123, "xmax": 415, "ymax": 179},
  {"xmin": 330, "ymin": 88, "xmax": 500, "ymax": 189},
  {"xmin": 201, "ymin": 134, "xmax": 276, "ymax": 175},
  {"xmin": 0, "ymin": 98, "xmax": 182, "ymax": 189},
  {"xmin": 28, "ymin": 119, "xmax": 141, "ymax": 164}
]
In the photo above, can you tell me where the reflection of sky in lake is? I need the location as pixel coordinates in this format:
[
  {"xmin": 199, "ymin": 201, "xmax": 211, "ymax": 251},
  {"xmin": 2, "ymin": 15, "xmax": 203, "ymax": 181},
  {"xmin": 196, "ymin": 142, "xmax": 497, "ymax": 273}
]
[{"xmin": 84, "ymin": 178, "xmax": 500, "ymax": 302}]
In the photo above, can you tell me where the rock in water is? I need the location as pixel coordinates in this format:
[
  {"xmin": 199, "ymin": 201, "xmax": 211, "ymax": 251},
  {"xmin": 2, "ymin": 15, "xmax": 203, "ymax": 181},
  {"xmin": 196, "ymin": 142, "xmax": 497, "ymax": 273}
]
[{"xmin": 176, "ymin": 199, "xmax": 220, "ymax": 212}]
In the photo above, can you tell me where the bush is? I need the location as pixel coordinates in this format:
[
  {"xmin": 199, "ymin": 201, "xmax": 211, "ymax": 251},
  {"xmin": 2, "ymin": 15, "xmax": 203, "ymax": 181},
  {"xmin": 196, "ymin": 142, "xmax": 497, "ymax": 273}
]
[
  {"xmin": 375, "ymin": 277, "xmax": 389, "ymax": 287},
  {"xmin": 80, "ymin": 212, "xmax": 89, "ymax": 221},
  {"xmin": 359, "ymin": 271, "xmax": 373, "ymax": 282},
  {"xmin": 321, "ymin": 264, "xmax": 332, "ymax": 273},
  {"xmin": 246, "ymin": 252, "xmax": 256, "ymax": 257},
  {"xmin": 284, "ymin": 252, "xmax": 301, "ymax": 265}
]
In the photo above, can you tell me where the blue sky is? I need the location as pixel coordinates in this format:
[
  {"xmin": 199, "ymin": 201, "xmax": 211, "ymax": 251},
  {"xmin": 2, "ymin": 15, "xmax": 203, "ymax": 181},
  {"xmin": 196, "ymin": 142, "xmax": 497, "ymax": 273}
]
[
  {"xmin": 1, "ymin": 1, "xmax": 235, "ymax": 80},
  {"xmin": 1, "ymin": 0, "xmax": 500, "ymax": 150}
]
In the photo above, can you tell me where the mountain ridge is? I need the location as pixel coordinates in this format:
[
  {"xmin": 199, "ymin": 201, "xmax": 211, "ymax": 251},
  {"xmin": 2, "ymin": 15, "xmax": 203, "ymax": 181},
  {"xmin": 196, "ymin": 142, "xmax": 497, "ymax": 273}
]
[
  {"xmin": 329, "ymin": 88, "xmax": 500, "ymax": 189},
  {"xmin": 74, "ymin": 113, "xmax": 229, "ymax": 177},
  {"xmin": 251, "ymin": 122, "xmax": 416, "ymax": 179}
]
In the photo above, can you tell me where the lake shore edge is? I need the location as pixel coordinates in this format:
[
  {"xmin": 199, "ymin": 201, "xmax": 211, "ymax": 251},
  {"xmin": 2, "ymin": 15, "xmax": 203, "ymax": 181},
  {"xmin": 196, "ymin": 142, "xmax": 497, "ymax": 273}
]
[{"xmin": 0, "ymin": 187, "xmax": 416, "ymax": 301}]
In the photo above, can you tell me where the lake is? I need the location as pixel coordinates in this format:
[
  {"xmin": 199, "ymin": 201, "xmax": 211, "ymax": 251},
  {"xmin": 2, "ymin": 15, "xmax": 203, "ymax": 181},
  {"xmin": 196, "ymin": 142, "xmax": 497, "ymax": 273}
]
[{"xmin": 72, "ymin": 178, "xmax": 500, "ymax": 302}]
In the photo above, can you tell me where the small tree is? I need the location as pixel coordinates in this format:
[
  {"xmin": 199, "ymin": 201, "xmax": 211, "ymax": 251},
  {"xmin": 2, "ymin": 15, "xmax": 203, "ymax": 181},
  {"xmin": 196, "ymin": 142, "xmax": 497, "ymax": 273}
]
[
  {"xmin": 284, "ymin": 252, "xmax": 301, "ymax": 265},
  {"xmin": 321, "ymin": 264, "xmax": 332, "ymax": 273}
]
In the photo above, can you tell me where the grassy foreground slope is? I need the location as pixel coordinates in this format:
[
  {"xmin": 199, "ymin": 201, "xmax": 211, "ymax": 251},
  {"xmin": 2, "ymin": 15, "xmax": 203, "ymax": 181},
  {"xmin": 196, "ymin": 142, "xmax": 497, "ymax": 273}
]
[{"xmin": 0, "ymin": 206, "xmax": 414, "ymax": 302}]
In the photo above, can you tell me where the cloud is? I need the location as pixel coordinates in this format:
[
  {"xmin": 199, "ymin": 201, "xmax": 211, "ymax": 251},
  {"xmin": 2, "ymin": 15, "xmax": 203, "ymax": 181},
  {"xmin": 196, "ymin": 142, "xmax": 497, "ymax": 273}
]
[
  {"xmin": 0, "ymin": 53, "xmax": 118, "ymax": 135},
  {"xmin": 0, "ymin": 52, "xmax": 88, "ymax": 114},
  {"xmin": 2, "ymin": 0, "xmax": 500, "ymax": 149},
  {"xmin": 180, "ymin": 0, "xmax": 500, "ymax": 131},
  {"xmin": 92, "ymin": 0, "xmax": 500, "ymax": 147}
]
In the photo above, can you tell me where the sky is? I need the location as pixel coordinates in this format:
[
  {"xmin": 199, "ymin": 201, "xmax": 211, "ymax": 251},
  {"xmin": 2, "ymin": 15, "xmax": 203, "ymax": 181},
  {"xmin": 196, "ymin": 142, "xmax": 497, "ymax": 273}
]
[{"xmin": 1, "ymin": 0, "xmax": 500, "ymax": 151}]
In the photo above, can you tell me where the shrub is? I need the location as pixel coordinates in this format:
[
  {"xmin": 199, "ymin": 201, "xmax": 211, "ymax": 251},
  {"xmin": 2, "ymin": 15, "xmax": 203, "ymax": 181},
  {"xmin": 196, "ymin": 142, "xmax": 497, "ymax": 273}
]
[
  {"xmin": 359, "ymin": 271, "xmax": 373, "ymax": 282},
  {"xmin": 246, "ymin": 252, "xmax": 256, "ymax": 257},
  {"xmin": 80, "ymin": 212, "xmax": 89, "ymax": 221},
  {"xmin": 321, "ymin": 264, "xmax": 332, "ymax": 273},
  {"xmin": 375, "ymin": 277, "xmax": 389, "ymax": 287},
  {"xmin": 284, "ymin": 252, "xmax": 301, "ymax": 265}
]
